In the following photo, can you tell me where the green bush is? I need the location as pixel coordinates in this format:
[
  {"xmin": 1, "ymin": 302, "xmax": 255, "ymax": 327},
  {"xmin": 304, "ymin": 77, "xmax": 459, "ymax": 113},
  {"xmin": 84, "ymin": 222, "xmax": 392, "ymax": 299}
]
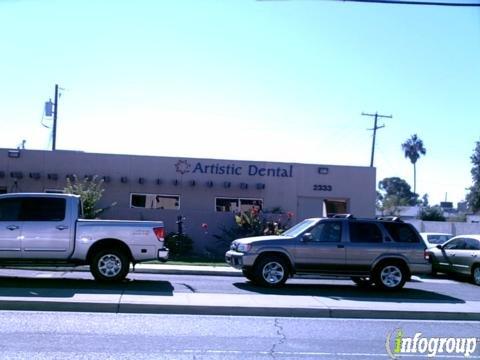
[
  {"xmin": 165, "ymin": 233, "xmax": 194, "ymax": 258},
  {"xmin": 419, "ymin": 206, "xmax": 446, "ymax": 221}
]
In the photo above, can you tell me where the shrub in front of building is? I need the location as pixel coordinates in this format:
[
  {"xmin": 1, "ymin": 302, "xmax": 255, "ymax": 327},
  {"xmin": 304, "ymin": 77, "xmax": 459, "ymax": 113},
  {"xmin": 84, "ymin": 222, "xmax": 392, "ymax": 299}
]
[{"xmin": 165, "ymin": 233, "xmax": 194, "ymax": 258}]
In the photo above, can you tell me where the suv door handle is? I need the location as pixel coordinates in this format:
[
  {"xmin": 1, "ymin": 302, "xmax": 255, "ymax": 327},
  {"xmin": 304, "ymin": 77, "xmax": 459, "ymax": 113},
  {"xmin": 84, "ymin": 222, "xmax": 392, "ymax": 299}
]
[
  {"xmin": 56, "ymin": 225, "xmax": 69, "ymax": 231},
  {"xmin": 6, "ymin": 225, "xmax": 19, "ymax": 231},
  {"xmin": 337, "ymin": 244, "xmax": 345, "ymax": 249}
]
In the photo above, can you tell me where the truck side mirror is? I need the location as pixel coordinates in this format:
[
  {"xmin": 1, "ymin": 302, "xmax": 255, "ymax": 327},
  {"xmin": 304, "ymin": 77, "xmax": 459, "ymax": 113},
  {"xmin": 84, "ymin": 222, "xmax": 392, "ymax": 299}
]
[{"xmin": 436, "ymin": 244, "xmax": 443, "ymax": 250}]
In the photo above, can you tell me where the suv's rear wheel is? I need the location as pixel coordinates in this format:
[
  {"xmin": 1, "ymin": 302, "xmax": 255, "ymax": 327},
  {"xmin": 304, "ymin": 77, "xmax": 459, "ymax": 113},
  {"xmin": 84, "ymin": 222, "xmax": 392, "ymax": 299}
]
[
  {"xmin": 351, "ymin": 277, "xmax": 373, "ymax": 287},
  {"xmin": 254, "ymin": 256, "xmax": 289, "ymax": 287},
  {"xmin": 373, "ymin": 262, "xmax": 407, "ymax": 290}
]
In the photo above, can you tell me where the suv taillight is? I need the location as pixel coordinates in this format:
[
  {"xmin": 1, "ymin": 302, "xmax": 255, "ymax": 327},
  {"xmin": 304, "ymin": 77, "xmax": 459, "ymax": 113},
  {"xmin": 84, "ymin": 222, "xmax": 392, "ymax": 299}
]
[
  {"xmin": 153, "ymin": 227, "xmax": 165, "ymax": 241},
  {"xmin": 424, "ymin": 249, "xmax": 430, "ymax": 261}
]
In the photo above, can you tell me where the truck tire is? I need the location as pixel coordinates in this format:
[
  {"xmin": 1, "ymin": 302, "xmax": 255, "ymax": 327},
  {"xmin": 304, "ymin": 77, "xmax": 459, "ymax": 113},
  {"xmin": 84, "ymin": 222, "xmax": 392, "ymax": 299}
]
[
  {"xmin": 373, "ymin": 261, "xmax": 407, "ymax": 291},
  {"xmin": 253, "ymin": 255, "xmax": 289, "ymax": 287},
  {"xmin": 90, "ymin": 249, "xmax": 130, "ymax": 282}
]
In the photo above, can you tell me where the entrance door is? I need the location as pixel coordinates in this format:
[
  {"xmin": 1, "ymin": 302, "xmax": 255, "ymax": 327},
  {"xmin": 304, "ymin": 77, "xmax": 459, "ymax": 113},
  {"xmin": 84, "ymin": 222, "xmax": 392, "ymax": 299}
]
[
  {"xmin": 297, "ymin": 197, "xmax": 325, "ymax": 221},
  {"xmin": 324, "ymin": 200, "xmax": 348, "ymax": 217}
]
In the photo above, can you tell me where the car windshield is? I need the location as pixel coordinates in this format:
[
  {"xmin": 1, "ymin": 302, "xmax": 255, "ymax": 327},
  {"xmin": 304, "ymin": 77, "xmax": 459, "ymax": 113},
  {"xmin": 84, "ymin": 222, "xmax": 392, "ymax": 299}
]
[{"xmin": 281, "ymin": 219, "xmax": 319, "ymax": 237}]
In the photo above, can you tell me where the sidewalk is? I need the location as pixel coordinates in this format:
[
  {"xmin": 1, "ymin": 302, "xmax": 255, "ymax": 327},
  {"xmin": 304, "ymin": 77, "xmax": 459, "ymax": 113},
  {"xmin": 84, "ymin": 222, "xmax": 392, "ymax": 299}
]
[
  {"xmin": 133, "ymin": 263, "xmax": 242, "ymax": 277},
  {"xmin": 0, "ymin": 264, "xmax": 479, "ymax": 321}
]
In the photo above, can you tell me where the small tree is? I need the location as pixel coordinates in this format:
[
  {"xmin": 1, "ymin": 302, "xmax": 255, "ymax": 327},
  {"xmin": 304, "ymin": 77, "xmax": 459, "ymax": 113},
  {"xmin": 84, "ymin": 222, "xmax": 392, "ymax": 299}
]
[
  {"xmin": 466, "ymin": 140, "xmax": 480, "ymax": 213},
  {"xmin": 64, "ymin": 175, "xmax": 115, "ymax": 219},
  {"xmin": 377, "ymin": 177, "xmax": 419, "ymax": 215}
]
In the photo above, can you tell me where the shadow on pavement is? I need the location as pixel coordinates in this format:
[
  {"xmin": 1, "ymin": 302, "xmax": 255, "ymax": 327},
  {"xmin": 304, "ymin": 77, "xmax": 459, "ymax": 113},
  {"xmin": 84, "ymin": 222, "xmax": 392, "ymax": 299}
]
[
  {"xmin": 0, "ymin": 276, "xmax": 174, "ymax": 298},
  {"xmin": 233, "ymin": 282, "xmax": 464, "ymax": 304}
]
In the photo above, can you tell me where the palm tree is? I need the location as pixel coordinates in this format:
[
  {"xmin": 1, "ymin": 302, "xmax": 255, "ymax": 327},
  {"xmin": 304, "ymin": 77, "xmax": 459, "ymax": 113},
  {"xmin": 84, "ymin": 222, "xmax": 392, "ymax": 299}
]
[{"xmin": 401, "ymin": 134, "xmax": 426, "ymax": 194}]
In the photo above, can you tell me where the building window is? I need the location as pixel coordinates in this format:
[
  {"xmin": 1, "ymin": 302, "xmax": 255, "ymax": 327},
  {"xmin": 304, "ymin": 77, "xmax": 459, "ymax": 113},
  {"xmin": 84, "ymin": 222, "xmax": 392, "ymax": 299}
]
[
  {"xmin": 215, "ymin": 197, "xmax": 263, "ymax": 212},
  {"xmin": 130, "ymin": 193, "xmax": 180, "ymax": 210},
  {"xmin": 0, "ymin": 187, "xmax": 7, "ymax": 194}
]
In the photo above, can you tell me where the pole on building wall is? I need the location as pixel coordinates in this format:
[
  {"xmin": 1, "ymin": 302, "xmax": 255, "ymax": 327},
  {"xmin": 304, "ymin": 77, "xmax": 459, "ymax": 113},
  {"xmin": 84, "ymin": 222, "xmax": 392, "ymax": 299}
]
[{"xmin": 52, "ymin": 84, "xmax": 59, "ymax": 151}]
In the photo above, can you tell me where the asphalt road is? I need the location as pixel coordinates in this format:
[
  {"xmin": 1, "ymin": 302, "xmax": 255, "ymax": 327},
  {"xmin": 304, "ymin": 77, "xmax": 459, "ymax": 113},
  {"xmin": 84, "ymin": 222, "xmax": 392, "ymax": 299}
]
[
  {"xmin": 0, "ymin": 269, "xmax": 478, "ymax": 304},
  {"xmin": 0, "ymin": 311, "xmax": 479, "ymax": 359}
]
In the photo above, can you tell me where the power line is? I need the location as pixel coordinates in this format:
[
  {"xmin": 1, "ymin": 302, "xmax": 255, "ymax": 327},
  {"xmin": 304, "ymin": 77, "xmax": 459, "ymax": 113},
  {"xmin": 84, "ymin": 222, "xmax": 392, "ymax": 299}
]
[
  {"xmin": 362, "ymin": 112, "xmax": 392, "ymax": 167},
  {"xmin": 258, "ymin": 0, "xmax": 480, "ymax": 6}
]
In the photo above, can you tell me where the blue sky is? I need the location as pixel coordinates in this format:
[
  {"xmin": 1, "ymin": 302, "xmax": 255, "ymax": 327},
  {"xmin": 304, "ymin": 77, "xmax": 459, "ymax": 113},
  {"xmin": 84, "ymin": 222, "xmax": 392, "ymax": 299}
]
[{"xmin": 1, "ymin": 0, "xmax": 479, "ymax": 206}]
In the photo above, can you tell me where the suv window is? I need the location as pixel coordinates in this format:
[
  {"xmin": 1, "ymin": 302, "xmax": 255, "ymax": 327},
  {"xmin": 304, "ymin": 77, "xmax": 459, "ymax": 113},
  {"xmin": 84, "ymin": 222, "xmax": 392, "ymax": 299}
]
[
  {"xmin": 19, "ymin": 198, "xmax": 66, "ymax": 221},
  {"xmin": 309, "ymin": 221, "xmax": 342, "ymax": 242},
  {"xmin": 383, "ymin": 223, "xmax": 420, "ymax": 243},
  {"xmin": 349, "ymin": 222, "xmax": 383, "ymax": 243},
  {"xmin": 0, "ymin": 198, "xmax": 22, "ymax": 221}
]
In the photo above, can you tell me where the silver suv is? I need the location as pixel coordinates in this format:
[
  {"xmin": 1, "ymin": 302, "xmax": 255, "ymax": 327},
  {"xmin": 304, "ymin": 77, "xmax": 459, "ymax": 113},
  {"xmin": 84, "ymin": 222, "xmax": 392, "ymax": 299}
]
[{"xmin": 225, "ymin": 216, "xmax": 431, "ymax": 290}]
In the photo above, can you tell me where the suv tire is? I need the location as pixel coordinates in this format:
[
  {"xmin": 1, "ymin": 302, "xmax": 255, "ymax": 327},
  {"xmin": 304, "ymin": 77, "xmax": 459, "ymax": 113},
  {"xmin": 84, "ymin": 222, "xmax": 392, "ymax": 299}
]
[
  {"xmin": 373, "ymin": 262, "xmax": 407, "ymax": 291},
  {"xmin": 254, "ymin": 255, "xmax": 289, "ymax": 287}
]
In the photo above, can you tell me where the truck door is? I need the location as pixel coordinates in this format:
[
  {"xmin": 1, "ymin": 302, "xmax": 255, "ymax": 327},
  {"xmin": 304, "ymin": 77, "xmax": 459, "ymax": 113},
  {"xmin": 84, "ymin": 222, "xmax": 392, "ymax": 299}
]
[
  {"xmin": 20, "ymin": 197, "xmax": 73, "ymax": 259},
  {"xmin": 0, "ymin": 197, "xmax": 22, "ymax": 258}
]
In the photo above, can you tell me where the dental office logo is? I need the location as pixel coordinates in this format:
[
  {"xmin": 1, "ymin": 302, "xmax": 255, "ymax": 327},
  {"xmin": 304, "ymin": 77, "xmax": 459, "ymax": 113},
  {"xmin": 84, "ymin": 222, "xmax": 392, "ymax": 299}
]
[
  {"xmin": 385, "ymin": 328, "xmax": 478, "ymax": 358},
  {"xmin": 174, "ymin": 160, "xmax": 293, "ymax": 178},
  {"xmin": 175, "ymin": 160, "xmax": 191, "ymax": 175}
]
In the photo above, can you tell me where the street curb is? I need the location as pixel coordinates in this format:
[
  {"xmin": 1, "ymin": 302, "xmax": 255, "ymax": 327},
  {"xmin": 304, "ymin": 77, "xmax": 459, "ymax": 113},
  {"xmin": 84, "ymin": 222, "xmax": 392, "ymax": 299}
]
[
  {"xmin": 6, "ymin": 266, "xmax": 243, "ymax": 278},
  {"xmin": 1, "ymin": 300, "xmax": 479, "ymax": 321},
  {"xmin": 5, "ymin": 266, "xmax": 426, "ymax": 282}
]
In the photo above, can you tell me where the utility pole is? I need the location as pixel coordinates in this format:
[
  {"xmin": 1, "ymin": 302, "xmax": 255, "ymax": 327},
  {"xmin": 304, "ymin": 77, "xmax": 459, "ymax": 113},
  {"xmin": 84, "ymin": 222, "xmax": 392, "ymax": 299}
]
[
  {"xmin": 52, "ymin": 84, "xmax": 59, "ymax": 151},
  {"xmin": 362, "ymin": 112, "xmax": 392, "ymax": 167}
]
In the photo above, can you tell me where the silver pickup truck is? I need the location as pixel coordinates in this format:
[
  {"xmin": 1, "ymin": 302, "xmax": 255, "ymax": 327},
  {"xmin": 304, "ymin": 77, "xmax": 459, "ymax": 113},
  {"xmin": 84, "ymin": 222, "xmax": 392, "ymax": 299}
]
[{"xmin": 0, "ymin": 193, "xmax": 168, "ymax": 281}]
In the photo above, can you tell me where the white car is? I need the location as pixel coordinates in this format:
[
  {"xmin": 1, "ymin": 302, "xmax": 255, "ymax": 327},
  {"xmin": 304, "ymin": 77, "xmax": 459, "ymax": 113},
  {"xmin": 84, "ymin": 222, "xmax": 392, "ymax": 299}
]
[{"xmin": 420, "ymin": 232, "xmax": 453, "ymax": 248}]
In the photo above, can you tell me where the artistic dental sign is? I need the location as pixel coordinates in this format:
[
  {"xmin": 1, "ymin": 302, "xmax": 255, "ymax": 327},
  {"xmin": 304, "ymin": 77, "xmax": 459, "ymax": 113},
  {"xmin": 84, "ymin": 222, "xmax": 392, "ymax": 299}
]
[{"xmin": 174, "ymin": 160, "xmax": 293, "ymax": 178}]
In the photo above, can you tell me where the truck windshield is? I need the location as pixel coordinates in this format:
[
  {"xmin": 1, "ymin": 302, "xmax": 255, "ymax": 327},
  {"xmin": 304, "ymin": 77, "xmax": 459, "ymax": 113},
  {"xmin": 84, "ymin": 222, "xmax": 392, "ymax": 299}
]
[{"xmin": 281, "ymin": 219, "xmax": 319, "ymax": 238}]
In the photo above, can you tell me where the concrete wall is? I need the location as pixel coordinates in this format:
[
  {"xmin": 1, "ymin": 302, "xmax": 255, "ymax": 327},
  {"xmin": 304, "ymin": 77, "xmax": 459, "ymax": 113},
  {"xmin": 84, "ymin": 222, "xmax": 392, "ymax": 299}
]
[{"xmin": 406, "ymin": 220, "xmax": 480, "ymax": 235}]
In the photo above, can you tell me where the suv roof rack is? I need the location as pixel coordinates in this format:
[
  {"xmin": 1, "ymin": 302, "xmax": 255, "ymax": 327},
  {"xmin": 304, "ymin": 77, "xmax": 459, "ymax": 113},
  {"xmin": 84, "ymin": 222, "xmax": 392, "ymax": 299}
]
[
  {"xmin": 331, "ymin": 213, "xmax": 355, "ymax": 219},
  {"xmin": 376, "ymin": 216, "xmax": 403, "ymax": 222}
]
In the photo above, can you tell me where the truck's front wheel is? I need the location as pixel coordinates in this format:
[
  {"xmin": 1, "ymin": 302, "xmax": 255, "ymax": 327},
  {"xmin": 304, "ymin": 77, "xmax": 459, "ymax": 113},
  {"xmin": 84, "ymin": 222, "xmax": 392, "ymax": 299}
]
[{"xmin": 90, "ymin": 249, "xmax": 130, "ymax": 282}]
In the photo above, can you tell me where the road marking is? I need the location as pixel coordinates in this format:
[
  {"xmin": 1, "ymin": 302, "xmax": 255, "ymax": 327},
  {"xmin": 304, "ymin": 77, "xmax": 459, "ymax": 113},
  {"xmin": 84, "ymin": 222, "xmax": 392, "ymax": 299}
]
[
  {"xmin": 151, "ymin": 349, "xmax": 480, "ymax": 358},
  {"xmin": 411, "ymin": 276, "xmax": 460, "ymax": 284}
]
